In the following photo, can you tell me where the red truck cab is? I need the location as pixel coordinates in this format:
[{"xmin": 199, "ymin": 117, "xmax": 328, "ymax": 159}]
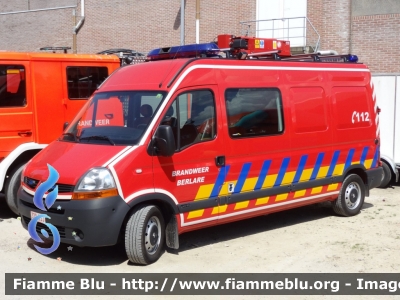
[{"xmin": 0, "ymin": 52, "xmax": 120, "ymax": 214}]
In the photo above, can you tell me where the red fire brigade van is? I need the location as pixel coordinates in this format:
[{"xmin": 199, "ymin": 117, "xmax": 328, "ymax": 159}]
[
  {"xmin": 0, "ymin": 50, "xmax": 120, "ymax": 214},
  {"xmin": 18, "ymin": 35, "xmax": 383, "ymax": 265}
]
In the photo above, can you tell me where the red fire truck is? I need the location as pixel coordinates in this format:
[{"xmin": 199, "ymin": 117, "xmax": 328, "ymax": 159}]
[
  {"xmin": 18, "ymin": 35, "xmax": 383, "ymax": 265},
  {"xmin": 0, "ymin": 50, "xmax": 121, "ymax": 214}
]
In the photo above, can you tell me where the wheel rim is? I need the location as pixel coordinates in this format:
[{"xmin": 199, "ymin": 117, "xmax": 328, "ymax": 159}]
[
  {"xmin": 344, "ymin": 181, "xmax": 361, "ymax": 210},
  {"xmin": 144, "ymin": 216, "xmax": 161, "ymax": 255}
]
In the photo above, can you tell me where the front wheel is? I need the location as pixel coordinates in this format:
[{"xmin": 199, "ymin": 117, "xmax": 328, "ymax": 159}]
[
  {"xmin": 333, "ymin": 174, "xmax": 365, "ymax": 217},
  {"xmin": 5, "ymin": 163, "xmax": 26, "ymax": 215},
  {"xmin": 125, "ymin": 205, "xmax": 165, "ymax": 265}
]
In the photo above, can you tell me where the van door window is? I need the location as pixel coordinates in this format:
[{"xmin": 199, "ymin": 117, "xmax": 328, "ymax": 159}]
[
  {"xmin": 66, "ymin": 66, "xmax": 109, "ymax": 99},
  {"xmin": 0, "ymin": 65, "xmax": 26, "ymax": 107},
  {"xmin": 161, "ymin": 89, "xmax": 216, "ymax": 150},
  {"xmin": 225, "ymin": 88, "xmax": 284, "ymax": 138}
]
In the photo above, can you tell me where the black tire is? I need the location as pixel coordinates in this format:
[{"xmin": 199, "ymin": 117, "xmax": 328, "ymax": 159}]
[
  {"xmin": 125, "ymin": 205, "xmax": 165, "ymax": 265},
  {"xmin": 333, "ymin": 174, "xmax": 365, "ymax": 217},
  {"xmin": 378, "ymin": 161, "xmax": 391, "ymax": 188},
  {"xmin": 4, "ymin": 163, "xmax": 25, "ymax": 215}
]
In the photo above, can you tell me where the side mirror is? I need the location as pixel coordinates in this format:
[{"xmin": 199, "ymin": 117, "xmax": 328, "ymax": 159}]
[
  {"xmin": 63, "ymin": 122, "xmax": 69, "ymax": 131},
  {"xmin": 151, "ymin": 125, "xmax": 176, "ymax": 157}
]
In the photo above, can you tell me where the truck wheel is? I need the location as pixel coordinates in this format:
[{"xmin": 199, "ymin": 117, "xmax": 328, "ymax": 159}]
[
  {"xmin": 333, "ymin": 174, "xmax": 365, "ymax": 217},
  {"xmin": 378, "ymin": 161, "xmax": 391, "ymax": 188},
  {"xmin": 5, "ymin": 163, "xmax": 25, "ymax": 215},
  {"xmin": 125, "ymin": 205, "xmax": 165, "ymax": 265}
]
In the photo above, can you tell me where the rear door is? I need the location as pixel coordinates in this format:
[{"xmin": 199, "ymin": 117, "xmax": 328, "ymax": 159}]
[
  {"xmin": 152, "ymin": 86, "xmax": 225, "ymax": 230},
  {"xmin": 0, "ymin": 63, "xmax": 33, "ymax": 159}
]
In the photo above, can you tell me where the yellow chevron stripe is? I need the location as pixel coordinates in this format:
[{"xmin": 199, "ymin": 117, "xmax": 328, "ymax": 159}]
[
  {"xmin": 364, "ymin": 158, "xmax": 373, "ymax": 169},
  {"xmin": 219, "ymin": 181, "xmax": 237, "ymax": 196},
  {"xmin": 195, "ymin": 184, "xmax": 214, "ymax": 200},
  {"xmin": 333, "ymin": 163, "xmax": 345, "ymax": 176},
  {"xmin": 262, "ymin": 174, "xmax": 278, "ymax": 189},
  {"xmin": 294, "ymin": 189, "xmax": 306, "ymax": 198},
  {"xmin": 281, "ymin": 171, "xmax": 296, "ymax": 185},
  {"xmin": 219, "ymin": 204, "xmax": 228, "ymax": 213},
  {"xmin": 242, "ymin": 177, "xmax": 258, "ymax": 192},
  {"xmin": 255, "ymin": 196, "xmax": 269, "ymax": 205},
  {"xmin": 187, "ymin": 209, "xmax": 204, "ymax": 219},
  {"xmin": 327, "ymin": 183, "xmax": 338, "ymax": 191},
  {"xmin": 276, "ymin": 193, "xmax": 289, "ymax": 201},
  {"xmin": 299, "ymin": 169, "xmax": 313, "ymax": 182},
  {"xmin": 311, "ymin": 186, "xmax": 323, "ymax": 194},
  {"xmin": 317, "ymin": 166, "xmax": 329, "ymax": 178},
  {"xmin": 235, "ymin": 201, "xmax": 249, "ymax": 210}
]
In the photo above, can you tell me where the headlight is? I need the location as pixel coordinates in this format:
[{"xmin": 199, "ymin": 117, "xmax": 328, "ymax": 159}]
[{"xmin": 76, "ymin": 168, "xmax": 116, "ymax": 191}]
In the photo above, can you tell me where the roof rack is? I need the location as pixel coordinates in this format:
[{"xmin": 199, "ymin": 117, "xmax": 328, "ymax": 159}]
[
  {"xmin": 97, "ymin": 49, "xmax": 145, "ymax": 65},
  {"xmin": 147, "ymin": 34, "xmax": 359, "ymax": 63}
]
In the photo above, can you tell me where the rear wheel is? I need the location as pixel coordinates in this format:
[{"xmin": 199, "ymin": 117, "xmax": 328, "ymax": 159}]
[
  {"xmin": 5, "ymin": 163, "xmax": 25, "ymax": 215},
  {"xmin": 125, "ymin": 205, "xmax": 165, "ymax": 265},
  {"xmin": 378, "ymin": 161, "xmax": 391, "ymax": 188},
  {"xmin": 333, "ymin": 174, "xmax": 365, "ymax": 217}
]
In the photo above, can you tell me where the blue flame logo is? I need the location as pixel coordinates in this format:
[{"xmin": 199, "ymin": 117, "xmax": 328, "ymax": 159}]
[{"xmin": 28, "ymin": 164, "xmax": 61, "ymax": 255}]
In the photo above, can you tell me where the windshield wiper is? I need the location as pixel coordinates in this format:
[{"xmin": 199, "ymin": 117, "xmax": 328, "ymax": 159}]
[
  {"xmin": 60, "ymin": 132, "xmax": 77, "ymax": 141},
  {"xmin": 79, "ymin": 135, "xmax": 115, "ymax": 145}
]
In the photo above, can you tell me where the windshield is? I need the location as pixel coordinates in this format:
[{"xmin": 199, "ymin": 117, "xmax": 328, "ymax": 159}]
[{"xmin": 60, "ymin": 91, "xmax": 166, "ymax": 145}]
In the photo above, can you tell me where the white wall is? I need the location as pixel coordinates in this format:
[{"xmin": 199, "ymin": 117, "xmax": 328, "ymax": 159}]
[
  {"xmin": 371, "ymin": 75, "xmax": 400, "ymax": 165},
  {"xmin": 256, "ymin": 0, "xmax": 307, "ymax": 46}
]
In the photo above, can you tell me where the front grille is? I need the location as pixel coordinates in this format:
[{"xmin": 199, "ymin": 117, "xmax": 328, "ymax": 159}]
[
  {"xmin": 22, "ymin": 216, "xmax": 66, "ymax": 238},
  {"xmin": 56, "ymin": 184, "xmax": 75, "ymax": 193},
  {"xmin": 20, "ymin": 200, "xmax": 64, "ymax": 214},
  {"xmin": 23, "ymin": 177, "xmax": 75, "ymax": 194}
]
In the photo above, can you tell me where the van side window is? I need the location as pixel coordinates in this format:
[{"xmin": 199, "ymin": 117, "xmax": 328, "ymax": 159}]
[
  {"xmin": 67, "ymin": 67, "xmax": 108, "ymax": 99},
  {"xmin": 225, "ymin": 88, "xmax": 284, "ymax": 138},
  {"xmin": 161, "ymin": 90, "xmax": 216, "ymax": 150},
  {"xmin": 0, "ymin": 65, "xmax": 26, "ymax": 107}
]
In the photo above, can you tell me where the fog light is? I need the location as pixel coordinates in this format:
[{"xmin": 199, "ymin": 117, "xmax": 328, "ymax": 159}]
[{"xmin": 72, "ymin": 229, "xmax": 84, "ymax": 242}]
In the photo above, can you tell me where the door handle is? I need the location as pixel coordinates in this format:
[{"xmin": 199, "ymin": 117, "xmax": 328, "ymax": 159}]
[
  {"xmin": 215, "ymin": 155, "xmax": 225, "ymax": 167},
  {"xmin": 18, "ymin": 131, "xmax": 32, "ymax": 137}
]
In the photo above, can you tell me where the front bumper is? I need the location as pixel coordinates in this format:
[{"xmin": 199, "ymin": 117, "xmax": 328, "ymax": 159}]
[{"xmin": 18, "ymin": 187, "xmax": 131, "ymax": 247}]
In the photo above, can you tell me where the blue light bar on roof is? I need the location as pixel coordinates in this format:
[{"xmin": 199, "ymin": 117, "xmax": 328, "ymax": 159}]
[
  {"xmin": 347, "ymin": 55, "xmax": 358, "ymax": 63},
  {"xmin": 147, "ymin": 43, "xmax": 220, "ymax": 61}
]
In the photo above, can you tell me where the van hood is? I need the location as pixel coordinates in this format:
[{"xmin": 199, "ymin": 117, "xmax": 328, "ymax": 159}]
[{"xmin": 24, "ymin": 141, "xmax": 129, "ymax": 186}]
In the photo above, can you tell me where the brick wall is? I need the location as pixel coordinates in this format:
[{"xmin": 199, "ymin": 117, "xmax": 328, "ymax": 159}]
[
  {"xmin": 351, "ymin": 14, "xmax": 400, "ymax": 73},
  {"xmin": 0, "ymin": 1, "xmax": 255, "ymax": 54},
  {"xmin": 77, "ymin": 0, "xmax": 256, "ymax": 54},
  {"xmin": 307, "ymin": 0, "xmax": 400, "ymax": 73},
  {"xmin": 307, "ymin": 0, "xmax": 351, "ymax": 54},
  {"xmin": 0, "ymin": 6, "xmax": 73, "ymax": 51}
]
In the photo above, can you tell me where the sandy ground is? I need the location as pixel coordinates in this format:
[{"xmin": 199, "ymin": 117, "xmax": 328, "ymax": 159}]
[{"xmin": 0, "ymin": 182, "xmax": 399, "ymax": 300}]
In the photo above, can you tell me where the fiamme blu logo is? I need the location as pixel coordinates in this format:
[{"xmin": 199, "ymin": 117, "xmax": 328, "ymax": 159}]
[{"xmin": 27, "ymin": 164, "xmax": 61, "ymax": 255}]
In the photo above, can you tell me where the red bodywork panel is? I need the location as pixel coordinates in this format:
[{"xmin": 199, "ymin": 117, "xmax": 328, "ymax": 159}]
[{"xmin": 23, "ymin": 141, "xmax": 127, "ymax": 187}]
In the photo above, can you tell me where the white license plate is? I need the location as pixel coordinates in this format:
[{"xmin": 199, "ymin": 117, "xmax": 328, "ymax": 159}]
[{"xmin": 30, "ymin": 211, "xmax": 46, "ymax": 224}]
